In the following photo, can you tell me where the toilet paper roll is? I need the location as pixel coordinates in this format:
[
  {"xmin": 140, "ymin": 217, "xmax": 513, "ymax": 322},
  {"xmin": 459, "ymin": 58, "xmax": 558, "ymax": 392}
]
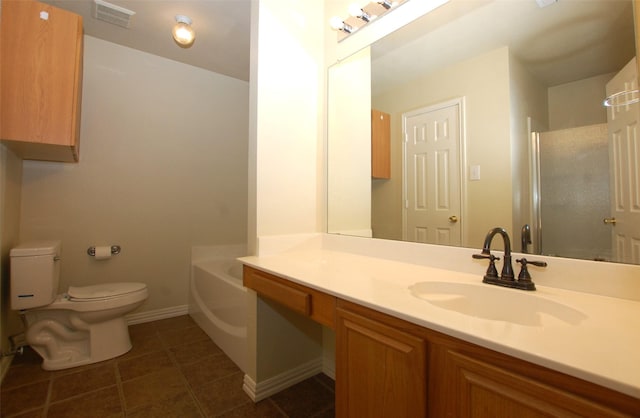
[{"xmin": 94, "ymin": 246, "xmax": 112, "ymax": 260}]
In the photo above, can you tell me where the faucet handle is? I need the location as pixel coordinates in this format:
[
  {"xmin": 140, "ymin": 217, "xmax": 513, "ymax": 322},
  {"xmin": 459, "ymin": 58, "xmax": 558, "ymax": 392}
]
[
  {"xmin": 472, "ymin": 253, "xmax": 500, "ymax": 278},
  {"xmin": 472, "ymin": 253, "xmax": 501, "ymax": 261},
  {"xmin": 514, "ymin": 258, "xmax": 547, "ymax": 291},
  {"xmin": 517, "ymin": 258, "xmax": 547, "ymax": 268}
]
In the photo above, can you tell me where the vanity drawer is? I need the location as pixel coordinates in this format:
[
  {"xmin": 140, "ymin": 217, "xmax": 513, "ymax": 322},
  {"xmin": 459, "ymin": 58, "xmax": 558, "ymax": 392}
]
[{"xmin": 243, "ymin": 265, "xmax": 336, "ymax": 329}]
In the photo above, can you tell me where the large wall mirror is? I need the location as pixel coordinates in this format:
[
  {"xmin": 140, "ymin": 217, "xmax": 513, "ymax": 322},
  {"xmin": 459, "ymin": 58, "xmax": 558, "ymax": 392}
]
[{"xmin": 327, "ymin": 0, "xmax": 640, "ymax": 265}]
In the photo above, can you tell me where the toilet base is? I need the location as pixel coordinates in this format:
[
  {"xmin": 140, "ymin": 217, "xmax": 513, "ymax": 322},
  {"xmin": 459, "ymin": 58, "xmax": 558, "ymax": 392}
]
[{"xmin": 26, "ymin": 314, "xmax": 133, "ymax": 371}]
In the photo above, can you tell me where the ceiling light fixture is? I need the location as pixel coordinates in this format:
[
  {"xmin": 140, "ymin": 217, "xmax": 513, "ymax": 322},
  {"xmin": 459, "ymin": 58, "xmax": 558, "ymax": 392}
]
[{"xmin": 172, "ymin": 15, "xmax": 195, "ymax": 48}]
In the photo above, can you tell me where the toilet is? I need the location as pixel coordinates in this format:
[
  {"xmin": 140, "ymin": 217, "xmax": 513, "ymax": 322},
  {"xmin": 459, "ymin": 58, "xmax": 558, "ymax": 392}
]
[{"xmin": 10, "ymin": 241, "xmax": 148, "ymax": 370}]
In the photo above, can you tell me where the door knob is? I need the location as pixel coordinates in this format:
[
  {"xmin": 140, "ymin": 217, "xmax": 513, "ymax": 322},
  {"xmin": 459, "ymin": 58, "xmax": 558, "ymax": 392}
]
[
  {"xmin": 448, "ymin": 215, "xmax": 458, "ymax": 223},
  {"xmin": 603, "ymin": 217, "xmax": 617, "ymax": 225}
]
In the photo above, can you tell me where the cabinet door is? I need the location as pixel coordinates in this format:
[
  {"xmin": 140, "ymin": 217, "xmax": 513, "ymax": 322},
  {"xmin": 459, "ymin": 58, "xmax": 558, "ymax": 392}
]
[
  {"xmin": 371, "ymin": 109, "xmax": 391, "ymax": 179},
  {"xmin": 1, "ymin": 0, "xmax": 83, "ymax": 160},
  {"xmin": 441, "ymin": 348, "xmax": 636, "ymax": 418},
  {"xmin": 336, "ymin": 306, "xmax": 427, "ymax": 418}
]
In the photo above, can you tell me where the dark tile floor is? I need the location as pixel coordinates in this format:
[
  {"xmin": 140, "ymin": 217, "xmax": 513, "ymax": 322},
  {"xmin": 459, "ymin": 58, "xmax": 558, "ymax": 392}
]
[{"xmin": 0, "ymin": 315, "xmax": 335, "ymax": 417}]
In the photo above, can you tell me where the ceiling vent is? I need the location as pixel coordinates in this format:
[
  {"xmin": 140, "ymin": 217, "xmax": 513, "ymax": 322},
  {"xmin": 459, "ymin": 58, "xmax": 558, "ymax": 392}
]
[{"xmin": 93, "ymin": 0, "xmax": 135, "ymax": 29}]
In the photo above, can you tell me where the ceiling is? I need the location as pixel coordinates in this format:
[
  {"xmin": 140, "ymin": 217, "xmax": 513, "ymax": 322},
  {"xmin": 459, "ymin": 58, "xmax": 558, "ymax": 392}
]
[
  {"xmin": 42, "ymin": 0, "xmax": 252, "ymax": 81},
  {"xmin": 39, "ymin": 0, "xmax": 636, "ymax": 89},
  {"xmin": 372, "ymin": 0, "xmax": 636, "ymax": 96}
]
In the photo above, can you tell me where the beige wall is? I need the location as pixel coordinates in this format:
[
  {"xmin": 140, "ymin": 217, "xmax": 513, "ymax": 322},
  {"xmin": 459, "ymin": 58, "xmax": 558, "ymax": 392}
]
[
  {"xmin": 249, "ymin": 0, "xmax": 325, "ymax": 252},
  {"xmin": 508, "ymin": 53, "xmax": 549, "ymax": 241},
  {"xmin": 18, "ymin": 36, "xmax": 249, "ymax": 314},
  {"xmin": 0, "ymin": 145, "xmax": 23, "ymax": 370},
  {"xmin": 548, "ymin": 73, "xmax": 612, "ymax": 130},
  {"xmin": 327, "ymin": 47, "xmax": 372, "ymax": 237},
  {"xmin": 372, "ymin": 46, "xmax": 513, "ymax": 247},
  {"xmin": 247, "ymin": 0, "xmax": 325, "ymax": 384}
]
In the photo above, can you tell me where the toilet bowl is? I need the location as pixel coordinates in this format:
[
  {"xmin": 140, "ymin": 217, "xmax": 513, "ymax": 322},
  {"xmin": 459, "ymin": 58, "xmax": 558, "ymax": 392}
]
[{"xmin": 10, "ymin": 241, "xmax": 148, "ymax": 370}]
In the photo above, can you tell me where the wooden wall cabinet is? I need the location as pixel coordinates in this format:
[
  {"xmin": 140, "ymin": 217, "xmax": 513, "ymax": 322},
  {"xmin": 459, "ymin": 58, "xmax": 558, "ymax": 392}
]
[
  {"xmin": 371, "ymin": 109, "xmax": 391, "ymax": 179},
  {"xmin": 1, "ymin": 0, "xmax": 83, "ymax": 162}
]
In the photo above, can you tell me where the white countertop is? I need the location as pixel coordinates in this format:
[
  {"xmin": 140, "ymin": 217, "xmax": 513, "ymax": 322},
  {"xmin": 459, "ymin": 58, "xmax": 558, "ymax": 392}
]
[{"xmin": 240, "ymin": 247, "xmax": 640, "ymax": 399}]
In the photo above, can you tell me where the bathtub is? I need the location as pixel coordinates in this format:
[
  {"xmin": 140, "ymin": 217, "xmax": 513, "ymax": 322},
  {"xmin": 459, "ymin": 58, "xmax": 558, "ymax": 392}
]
[{"xmin": 189, "ymin": 250, "xmax": 247, "ymax": 372}]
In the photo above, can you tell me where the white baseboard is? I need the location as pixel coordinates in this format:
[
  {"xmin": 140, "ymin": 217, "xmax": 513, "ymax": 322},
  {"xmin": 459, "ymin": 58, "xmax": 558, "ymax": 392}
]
[
  {"xmin": 242, "ymin": 357, "xmax": 323, "ymax": 402},
  {"xmin": 126, "ymin": 305, "xmax": 189, "ymax": 325}
]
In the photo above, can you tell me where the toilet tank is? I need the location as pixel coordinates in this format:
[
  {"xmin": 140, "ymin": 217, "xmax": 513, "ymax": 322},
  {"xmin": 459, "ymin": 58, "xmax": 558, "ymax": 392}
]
[{"xmin": 10, "ymin": 241, "xmax": 61, "ymax": 310}]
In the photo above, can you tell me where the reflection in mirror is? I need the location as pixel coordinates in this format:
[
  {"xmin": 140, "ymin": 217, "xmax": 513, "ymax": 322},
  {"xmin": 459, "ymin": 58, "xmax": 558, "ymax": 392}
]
[{"xmin": 327, "ymin": 0, "xmax": 640, "ymax": 264}]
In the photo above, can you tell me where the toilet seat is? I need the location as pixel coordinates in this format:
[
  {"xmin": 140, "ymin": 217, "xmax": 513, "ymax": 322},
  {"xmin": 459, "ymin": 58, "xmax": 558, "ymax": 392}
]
[{"xmin": 67, "ymin": 282, "xmax": 147, "ymax": 301}]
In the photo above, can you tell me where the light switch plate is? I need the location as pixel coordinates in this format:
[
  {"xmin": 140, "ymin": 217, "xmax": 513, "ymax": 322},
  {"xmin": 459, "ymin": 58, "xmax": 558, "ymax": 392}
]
[{"xmin": 470, "ymin": 165, "xmax": 481, "ymax": 181}]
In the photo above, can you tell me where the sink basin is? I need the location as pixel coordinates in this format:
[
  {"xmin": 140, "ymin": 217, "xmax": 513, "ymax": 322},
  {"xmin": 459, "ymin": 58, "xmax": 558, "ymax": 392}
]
[{"xmin": 409, "ymin": 281, "xmax": 587, "ymax": 327}]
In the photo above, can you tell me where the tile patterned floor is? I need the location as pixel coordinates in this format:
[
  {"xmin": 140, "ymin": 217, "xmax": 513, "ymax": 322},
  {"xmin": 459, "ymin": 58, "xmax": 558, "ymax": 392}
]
[{"xmin": 0, "ymin": 315, "xmax": 335, "ymax": 417}]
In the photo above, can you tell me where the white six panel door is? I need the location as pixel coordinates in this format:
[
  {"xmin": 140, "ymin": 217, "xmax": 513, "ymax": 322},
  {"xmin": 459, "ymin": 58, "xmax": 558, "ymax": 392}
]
[{"xmin": 403, "ymin": 101, "xmax": 461, "ymax": 245}]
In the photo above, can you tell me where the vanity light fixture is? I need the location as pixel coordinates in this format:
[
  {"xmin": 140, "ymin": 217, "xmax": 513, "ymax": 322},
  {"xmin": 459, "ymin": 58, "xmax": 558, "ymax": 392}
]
[
  {"xmin": 330, "ymin": 0, "xmax": 404, "ymax": 39},
  {"xmin": 172, "ymin": 15, "xmax": 196, "ymax": 48},
  {"xmin": 349, "ymin": 4, "xmax": 372, "ymax": 22},
  {"xmin": 329, "ymin": 16, "xmax": 354, "ymax": 33}
]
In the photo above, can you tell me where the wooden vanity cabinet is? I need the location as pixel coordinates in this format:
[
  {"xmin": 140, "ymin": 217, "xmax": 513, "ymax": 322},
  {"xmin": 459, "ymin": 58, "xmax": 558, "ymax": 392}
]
[
  {"xmin": 244, "ymin": 267, "xmax": 639, "ymax": 417},
  {"xmin": 1, "ymin": 0, "xmax": 83, "ymax": 162},
  {"xmin": 243, "ymin": 265, "xmax": 336, "ymax": 329},
  {"xmin": 337, "ymin": 299, "xmax": 640, "ymax": 418}
]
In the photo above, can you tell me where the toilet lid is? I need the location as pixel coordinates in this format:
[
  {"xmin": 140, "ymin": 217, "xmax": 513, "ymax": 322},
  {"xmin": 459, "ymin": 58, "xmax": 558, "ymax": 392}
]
[{"xmin": 67, "ymin": 282, "xmax": 147, "ymax": 300}]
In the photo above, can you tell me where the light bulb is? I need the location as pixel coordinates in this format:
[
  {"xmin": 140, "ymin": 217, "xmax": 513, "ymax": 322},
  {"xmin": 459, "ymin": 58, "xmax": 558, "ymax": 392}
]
[
  {"xmin": 348, "ymin": 4, "xmax": 363, "ymax": 17},
  {"xmin": 329, "ymin": 16, "xmax": 344, "ymax": 30},
  {"xmin": 329, "ymin": 16, "xmax": 353, "ymax": 33},
  {"xmin": 348, "ymin": 4, "xmax": 371, "ymax": 22},
  {"xmin": 172, "ymin": 15, "xmax": 195, "ymax": 48}
]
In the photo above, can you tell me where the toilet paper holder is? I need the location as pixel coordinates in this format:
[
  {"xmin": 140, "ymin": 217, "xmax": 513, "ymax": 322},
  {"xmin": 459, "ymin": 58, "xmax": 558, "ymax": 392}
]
[{"xmin": 87, "ymin": 245, "xmax": 121, "ymax": 257}]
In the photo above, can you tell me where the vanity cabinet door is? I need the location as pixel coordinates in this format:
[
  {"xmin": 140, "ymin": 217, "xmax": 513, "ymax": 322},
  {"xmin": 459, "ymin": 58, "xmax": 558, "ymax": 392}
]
[
  {"xmin": 336, "ymin": 302, "xmax": 427, "ymax": 418},
  {"xmin": 430, "ymin": 338, "xmax": 640, "ymax": 418},
  {"xmin": 1, "ymin": 0, "xmax": 83, "ymax": 162}
]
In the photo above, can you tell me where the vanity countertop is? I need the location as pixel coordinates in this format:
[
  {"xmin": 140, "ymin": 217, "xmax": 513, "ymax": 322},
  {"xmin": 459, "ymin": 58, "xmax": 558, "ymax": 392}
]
[{"xmin": 240, "ymin": 248, "xmax": 640, "ymax": 399}]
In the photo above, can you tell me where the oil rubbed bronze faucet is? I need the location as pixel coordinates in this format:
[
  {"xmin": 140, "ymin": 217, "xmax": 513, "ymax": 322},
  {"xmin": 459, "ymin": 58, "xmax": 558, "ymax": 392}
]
[{"xmin": 473, "ymin": 227, "xmax": 545, "ymax": 291}]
